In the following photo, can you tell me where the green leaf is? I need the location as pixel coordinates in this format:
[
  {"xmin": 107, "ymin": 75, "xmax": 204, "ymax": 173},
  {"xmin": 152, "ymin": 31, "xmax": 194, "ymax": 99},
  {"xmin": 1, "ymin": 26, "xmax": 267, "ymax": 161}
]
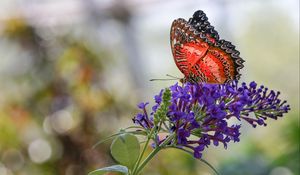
[
  {"xmin": 88, "ymin": 165, "xmax": 128, "ymax": 175},
  {"xmin": 110, "ymin": 133, "xmax": 140, "ymax": 169}
]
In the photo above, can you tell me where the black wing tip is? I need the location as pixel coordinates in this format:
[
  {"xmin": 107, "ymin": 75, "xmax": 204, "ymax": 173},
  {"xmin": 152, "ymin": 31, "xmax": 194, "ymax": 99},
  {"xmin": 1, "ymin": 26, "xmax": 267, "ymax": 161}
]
[
  {"xmin": 192, "ymin": 10, "xmax": 206, "ymax": 19},
  {"xmin": 188, "ymin": 10, "xmax": 208, "ymax": 24},
  {"xmin": 187, "ymin": 10, "xmax": 220, "ymax": 42}
]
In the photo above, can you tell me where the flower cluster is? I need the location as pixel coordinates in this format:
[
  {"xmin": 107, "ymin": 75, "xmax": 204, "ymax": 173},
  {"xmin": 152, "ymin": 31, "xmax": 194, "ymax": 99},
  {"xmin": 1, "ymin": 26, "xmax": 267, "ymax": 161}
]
[{"xmin": 133, "ymin": 81, "xmax": 290, "ymax": 158}]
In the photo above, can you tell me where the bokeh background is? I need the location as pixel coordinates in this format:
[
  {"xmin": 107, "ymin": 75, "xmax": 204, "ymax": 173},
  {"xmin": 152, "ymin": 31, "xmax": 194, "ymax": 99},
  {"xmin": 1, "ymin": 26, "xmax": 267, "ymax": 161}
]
[{"xmin": 0, "ymin": 0, "xmax": 299, "ymax": 175}]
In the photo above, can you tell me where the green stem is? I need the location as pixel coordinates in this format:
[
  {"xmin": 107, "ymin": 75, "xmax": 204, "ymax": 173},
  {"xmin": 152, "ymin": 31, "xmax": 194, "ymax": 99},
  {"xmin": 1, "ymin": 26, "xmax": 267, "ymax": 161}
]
[
  {"xmin": 131, "ymin": 128, "xmax": 155, "ymax": 175},
  {"xmin": 135, "ymin": 134, "xmax": 175, "ymax": 174},
  {"xmin": 132, "ymin": 120, "xmax": 164, "ymax": 175},
  {"xmin": 135, "ymin": 146, "xmax": 161, "ymax": 174}
]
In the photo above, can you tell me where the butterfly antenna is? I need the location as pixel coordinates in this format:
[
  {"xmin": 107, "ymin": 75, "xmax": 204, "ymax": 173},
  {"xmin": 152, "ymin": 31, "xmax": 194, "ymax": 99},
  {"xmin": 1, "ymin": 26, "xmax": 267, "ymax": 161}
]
[
  {"xmin": 166, "ymin": 74, "xmax": 180, "ymax": 79},
  {"xmin": 150, "ymin": 74, "xmax": 182, "ymax": 81},
  {"xmin": 150, "ymin": 78, "xmax": 178, "ymax": 81}
]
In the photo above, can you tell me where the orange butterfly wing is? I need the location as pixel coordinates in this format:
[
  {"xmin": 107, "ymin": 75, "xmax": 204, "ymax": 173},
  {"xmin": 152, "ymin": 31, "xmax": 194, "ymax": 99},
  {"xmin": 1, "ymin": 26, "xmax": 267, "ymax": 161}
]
[{"xmin": 170, "ymin": 10, "xmax": 244, "ymax": 84}]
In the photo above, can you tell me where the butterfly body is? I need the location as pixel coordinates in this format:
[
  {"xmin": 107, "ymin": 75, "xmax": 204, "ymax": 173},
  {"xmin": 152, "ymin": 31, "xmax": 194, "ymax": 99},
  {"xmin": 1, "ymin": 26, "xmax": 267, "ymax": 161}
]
[{"xmin": 170, "ymin": 11, "xmax": 244, "ymax": 84}]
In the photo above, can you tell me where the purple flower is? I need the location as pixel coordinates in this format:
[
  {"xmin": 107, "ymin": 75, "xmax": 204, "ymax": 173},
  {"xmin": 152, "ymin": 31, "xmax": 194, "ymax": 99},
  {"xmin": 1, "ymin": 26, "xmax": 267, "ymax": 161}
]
[
  {"xmin": 132, "ymin": 102, "xmax": 153, "ymax": 129},
  {"xmin": 152, "ymin": 90, "xmax": 163, "ymax": 113},
  {"xmin": 132, "ymin": 81, "xmax": 290, "ymax": 158},
  {"xmin": 138, "ymin": 102, "xmax": 149, "ymax": 109}
]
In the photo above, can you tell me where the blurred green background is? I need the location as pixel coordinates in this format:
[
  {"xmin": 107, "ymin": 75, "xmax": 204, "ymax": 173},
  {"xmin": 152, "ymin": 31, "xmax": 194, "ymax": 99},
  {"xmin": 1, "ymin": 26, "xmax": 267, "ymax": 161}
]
[{"xmin": 0, "ymin": 0, "xmax": 299, "ymax": 175}]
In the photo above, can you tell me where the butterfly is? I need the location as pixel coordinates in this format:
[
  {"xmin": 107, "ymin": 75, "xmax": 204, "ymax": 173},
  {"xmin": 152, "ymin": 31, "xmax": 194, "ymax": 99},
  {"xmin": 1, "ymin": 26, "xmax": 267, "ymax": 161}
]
[{"xmin": 170, "ymin": 10, "xmax": 244, "ymax": 84}]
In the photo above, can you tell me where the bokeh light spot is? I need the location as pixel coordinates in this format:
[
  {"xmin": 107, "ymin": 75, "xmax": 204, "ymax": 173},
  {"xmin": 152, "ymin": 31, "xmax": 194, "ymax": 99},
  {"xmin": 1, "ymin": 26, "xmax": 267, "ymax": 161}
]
[
  {"xmin": 28, "ymin": 139, "xmax": 52, "ymax": 163},
  {"xmin": 50, "ymin": 110, "xmax": 74, "ymax": 134}
]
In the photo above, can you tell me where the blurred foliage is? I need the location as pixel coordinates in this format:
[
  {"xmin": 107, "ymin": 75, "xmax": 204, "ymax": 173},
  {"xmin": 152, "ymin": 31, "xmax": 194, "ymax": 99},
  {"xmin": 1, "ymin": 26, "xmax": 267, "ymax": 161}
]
[
  {"xmin": 272, "ymin": 114, "xmax": 300, "ymax": 175},
  {"xmin": 0, "ymin": 17, "xmax": 134, "ymax": 175},
  {"xmin": 219, "ymin": 113, "xmax": 299, "ymax": 175}
]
